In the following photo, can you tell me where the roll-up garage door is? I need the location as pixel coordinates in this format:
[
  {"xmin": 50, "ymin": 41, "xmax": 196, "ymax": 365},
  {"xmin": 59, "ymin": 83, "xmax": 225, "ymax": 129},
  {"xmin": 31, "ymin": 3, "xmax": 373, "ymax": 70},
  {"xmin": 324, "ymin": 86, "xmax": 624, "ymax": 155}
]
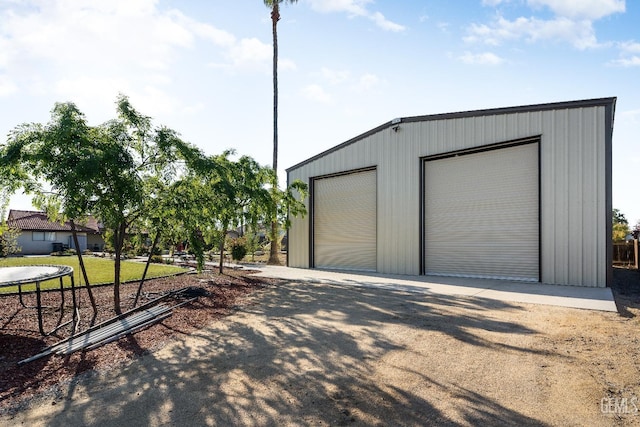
[
  {"xmin": 314, "ymin": 169, "xmax": 377, "ymax": 271},
  {"xmin": 424, "ymin": 143, "xmax": 539, "ymax": 281}
]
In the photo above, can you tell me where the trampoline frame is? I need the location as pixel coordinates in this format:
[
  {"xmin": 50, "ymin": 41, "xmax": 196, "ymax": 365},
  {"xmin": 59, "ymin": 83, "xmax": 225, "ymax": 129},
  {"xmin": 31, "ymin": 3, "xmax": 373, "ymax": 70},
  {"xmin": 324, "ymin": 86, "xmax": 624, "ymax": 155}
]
[{"xmin": 0, "ymin": 265, "xmax": 78, "ymax": 335}]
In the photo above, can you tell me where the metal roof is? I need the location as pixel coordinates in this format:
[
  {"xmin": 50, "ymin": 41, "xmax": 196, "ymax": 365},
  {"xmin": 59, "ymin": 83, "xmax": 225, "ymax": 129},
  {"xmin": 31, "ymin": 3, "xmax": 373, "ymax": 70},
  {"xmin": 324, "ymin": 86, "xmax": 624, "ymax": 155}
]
[{"xmin": 286, "ymin": 97, "xmax": 617, "ymax": 173}]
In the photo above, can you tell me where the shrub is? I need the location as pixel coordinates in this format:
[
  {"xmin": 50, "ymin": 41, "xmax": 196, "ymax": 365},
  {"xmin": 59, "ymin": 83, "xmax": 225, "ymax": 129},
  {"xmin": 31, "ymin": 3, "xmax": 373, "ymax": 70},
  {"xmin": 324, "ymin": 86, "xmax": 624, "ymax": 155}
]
[{"xmin": 229, "ymin": 238, "xmax": 247, "ymax": 261}]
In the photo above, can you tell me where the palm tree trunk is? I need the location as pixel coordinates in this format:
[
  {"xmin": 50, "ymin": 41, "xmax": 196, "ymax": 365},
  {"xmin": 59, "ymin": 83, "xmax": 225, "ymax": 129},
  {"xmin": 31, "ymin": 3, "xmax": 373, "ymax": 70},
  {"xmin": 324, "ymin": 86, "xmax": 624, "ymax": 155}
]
[{"xmin": 268, "ymin": 1, "xmax": 282, "ymax": 265}]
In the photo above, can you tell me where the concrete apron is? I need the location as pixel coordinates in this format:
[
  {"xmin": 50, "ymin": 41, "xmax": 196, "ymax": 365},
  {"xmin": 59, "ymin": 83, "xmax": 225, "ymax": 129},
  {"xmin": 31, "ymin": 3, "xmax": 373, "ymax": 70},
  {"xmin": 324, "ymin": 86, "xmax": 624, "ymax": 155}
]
[{"xmin": 252, "ymin": 265, "xmax": 617, "ymax": 312}]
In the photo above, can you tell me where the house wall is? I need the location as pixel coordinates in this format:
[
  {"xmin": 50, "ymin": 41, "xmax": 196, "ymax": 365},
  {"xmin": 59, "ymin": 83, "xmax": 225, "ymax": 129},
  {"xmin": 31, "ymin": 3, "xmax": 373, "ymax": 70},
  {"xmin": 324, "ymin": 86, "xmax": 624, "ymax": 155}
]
[
  {"xmin": 87, "ymin": 234, "xmax": 106, "ymax": 251},
  {"xmin": 17, "ymin": 231, "xmax": 87, "ymax": 255},
  {"xmin": 287, "ymin": 99, "xmax": 614, "ymax": 288}
]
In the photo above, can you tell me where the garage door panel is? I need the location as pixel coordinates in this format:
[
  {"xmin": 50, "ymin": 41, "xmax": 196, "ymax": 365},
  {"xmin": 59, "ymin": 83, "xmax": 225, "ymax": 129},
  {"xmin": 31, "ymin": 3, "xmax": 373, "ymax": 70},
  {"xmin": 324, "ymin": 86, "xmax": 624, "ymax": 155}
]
[
  {"xmin": 314, "ymin": 170, "xmax": 377, "ymax": 271},
  {"xmin": 425, "ymin": 143, "xmax": 539, "ymax": 280}
]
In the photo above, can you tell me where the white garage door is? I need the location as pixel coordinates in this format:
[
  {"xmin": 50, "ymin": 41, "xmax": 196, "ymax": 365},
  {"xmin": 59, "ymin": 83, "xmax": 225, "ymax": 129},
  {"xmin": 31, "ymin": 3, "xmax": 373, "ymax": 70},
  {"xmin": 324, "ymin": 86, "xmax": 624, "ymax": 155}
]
[
  {"xmin": 424, "ymin": 143, "xmax": 539, "ymax": 281},
  {"xmin": 314, "ymin": 169, "xmax": 377, "ymax": 271}
]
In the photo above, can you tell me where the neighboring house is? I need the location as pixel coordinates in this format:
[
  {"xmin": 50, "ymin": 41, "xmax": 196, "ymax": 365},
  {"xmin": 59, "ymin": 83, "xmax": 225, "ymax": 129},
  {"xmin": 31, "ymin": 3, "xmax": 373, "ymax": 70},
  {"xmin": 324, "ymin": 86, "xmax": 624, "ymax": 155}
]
[
  {"xmin": 7, "ymin": 210, "xmax": 105, "ymax": 255},
  {"xmin": 287, "ymin": 97, "xmax": 616, "ymax": 288}
]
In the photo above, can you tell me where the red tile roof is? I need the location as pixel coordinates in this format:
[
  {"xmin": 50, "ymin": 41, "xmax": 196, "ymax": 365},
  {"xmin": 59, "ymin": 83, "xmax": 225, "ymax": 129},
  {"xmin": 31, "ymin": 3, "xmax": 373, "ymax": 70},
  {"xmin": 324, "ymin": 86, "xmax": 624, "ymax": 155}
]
[{"xmin": 7, "ymin": 210, "xmax": 101, "ymax": 234}]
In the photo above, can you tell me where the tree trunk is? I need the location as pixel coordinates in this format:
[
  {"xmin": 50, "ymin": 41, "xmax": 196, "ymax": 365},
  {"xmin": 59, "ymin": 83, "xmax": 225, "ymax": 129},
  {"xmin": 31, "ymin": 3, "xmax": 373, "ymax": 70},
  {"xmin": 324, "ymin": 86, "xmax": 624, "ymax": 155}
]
[
  {"xmin": 268, "ymin": 2, "xmax": 282, "ymax": 266},
  {"xmin": 218, "ymin": 228, "xmax": 227, "ymax": 275},
  {"xmin": 133, "ymin": 231, "xmax": 160, "ymax": 307},
  {"xmin": 113, "ymin": 221, "xmax": 127, "ymax": 315},
  {"xmin": 268, "ymin": 220, "xmax": 281, "ymax": 265},
  {"xmin": 70, "ymin": 220, "xmax": 98, "ymax": 316}
]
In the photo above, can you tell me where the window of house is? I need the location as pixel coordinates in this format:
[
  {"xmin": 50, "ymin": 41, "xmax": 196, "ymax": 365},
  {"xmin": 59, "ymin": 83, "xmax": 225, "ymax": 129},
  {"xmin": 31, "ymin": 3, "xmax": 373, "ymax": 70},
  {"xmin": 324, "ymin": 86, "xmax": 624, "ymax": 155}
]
[{"xmin": 33, "ymin": 232, "xmax": 56, "ymax": 241}]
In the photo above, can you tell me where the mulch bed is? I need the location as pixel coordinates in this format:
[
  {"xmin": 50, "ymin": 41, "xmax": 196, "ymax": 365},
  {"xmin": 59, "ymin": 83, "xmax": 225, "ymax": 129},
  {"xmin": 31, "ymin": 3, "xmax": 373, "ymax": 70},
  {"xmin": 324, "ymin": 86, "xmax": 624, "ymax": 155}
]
[{"xmin": 0, "ymin": 268, "xmax": 281, "ymax": 414}]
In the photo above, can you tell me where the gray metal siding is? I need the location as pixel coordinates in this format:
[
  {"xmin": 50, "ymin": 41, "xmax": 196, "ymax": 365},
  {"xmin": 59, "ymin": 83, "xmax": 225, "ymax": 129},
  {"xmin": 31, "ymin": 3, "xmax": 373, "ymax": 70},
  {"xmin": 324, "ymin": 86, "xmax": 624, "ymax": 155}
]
[{"xmin": 288, "ymin": 101, "xmax": 612, "ymax": 287}]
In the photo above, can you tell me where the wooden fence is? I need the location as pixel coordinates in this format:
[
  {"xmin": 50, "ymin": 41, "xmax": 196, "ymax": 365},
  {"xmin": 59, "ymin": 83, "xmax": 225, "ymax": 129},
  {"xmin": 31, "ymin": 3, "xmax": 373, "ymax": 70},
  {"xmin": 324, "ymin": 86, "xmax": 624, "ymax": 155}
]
[{"xmin": 613, "ymin": 240, "xmax": 639, "ymax": 269}]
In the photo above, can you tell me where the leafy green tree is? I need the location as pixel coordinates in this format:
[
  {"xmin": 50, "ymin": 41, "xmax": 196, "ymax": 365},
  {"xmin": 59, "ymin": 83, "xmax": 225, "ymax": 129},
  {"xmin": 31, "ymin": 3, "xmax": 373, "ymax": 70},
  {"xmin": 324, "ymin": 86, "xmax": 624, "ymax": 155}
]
[
  {"xmin": 0, "ymin": 187, "xmax": 11, "ymax": 223},
  {"xmin": 245, "ymin": 231, "xmax": 261, "ymax": 261},
  {"xmin": 613, "ymin": 208, "xmax": 630, "ymax": 242},
  {"xmin": 199, "ymin": 152, "xmax": 272, "ymax": 274},
  {"xmin": 149, "ymin": 176, "xmax": 208, "ymax": 272},
  {"xmin": 264, "ymin": 0, "xmax": 298, "ymax": 265},
  {"xmin": 132, "ymin": 176, "xmax": 198, "ymax": 306},
  {"xmin": 0, "ymin": 226, "xmax": 21, "ymax": 257},
  {"xmin": 2, "ymin": 95, "xmax": 203, "ymax": 315},
  {"xmin": 0, "ymin": 186, "xmax": 14, "ymax": 255},
  {"xmin": 613, "ymin": 208, "xmax": 628, "ymax": 225},
  {"xmin": 1, "ymin": 102, "xmax": 106, "ymax": 313},
  {"xmin": 90, "ymin": 95, "xmax": 200, "ymax": 314},
  {"xmin": 262, "ymin": 179, "xmax": 308, "ymax": 261}
]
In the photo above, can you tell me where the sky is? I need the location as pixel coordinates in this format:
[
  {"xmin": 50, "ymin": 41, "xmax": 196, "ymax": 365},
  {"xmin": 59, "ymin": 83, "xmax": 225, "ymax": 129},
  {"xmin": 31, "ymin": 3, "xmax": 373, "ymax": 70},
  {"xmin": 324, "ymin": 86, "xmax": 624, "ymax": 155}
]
[{"xmin": 1, "ymin": 0, "xmax": 639, "ymax": 225}]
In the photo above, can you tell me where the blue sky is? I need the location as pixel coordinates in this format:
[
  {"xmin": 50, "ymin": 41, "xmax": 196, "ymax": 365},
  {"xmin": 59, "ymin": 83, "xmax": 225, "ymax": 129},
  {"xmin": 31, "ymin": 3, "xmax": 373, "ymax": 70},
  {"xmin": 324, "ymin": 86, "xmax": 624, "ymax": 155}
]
[{"xmin": 1, "ymin": 0, "xmax": 639, "ymax": 225}]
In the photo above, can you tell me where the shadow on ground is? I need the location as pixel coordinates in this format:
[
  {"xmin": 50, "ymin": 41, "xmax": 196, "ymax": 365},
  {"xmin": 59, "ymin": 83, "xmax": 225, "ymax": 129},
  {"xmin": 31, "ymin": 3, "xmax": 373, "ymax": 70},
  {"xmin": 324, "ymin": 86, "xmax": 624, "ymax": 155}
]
[
  {"xmin": 21, "ymin": 282, "xmax": 555, "ymax": 426},
  {"xmin": 611, "ymin": 267, "xmax": 640, "ymax": 318}
]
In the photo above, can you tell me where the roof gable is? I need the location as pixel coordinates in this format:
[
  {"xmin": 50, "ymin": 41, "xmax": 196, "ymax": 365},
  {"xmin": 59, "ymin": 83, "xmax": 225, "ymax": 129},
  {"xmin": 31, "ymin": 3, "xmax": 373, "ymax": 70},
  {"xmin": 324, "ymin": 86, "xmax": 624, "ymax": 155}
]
[{"xmin": 7, "ymin": 210, "xmax": 101, "ymax": 233}]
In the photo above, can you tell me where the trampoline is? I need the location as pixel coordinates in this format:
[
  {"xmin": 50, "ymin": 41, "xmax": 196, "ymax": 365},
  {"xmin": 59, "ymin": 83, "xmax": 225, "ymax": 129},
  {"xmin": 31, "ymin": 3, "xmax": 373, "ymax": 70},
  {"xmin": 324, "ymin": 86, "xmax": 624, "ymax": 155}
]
[{"xmin": 0, "ymin": 265, "xmax": 77, "ymax": 335}]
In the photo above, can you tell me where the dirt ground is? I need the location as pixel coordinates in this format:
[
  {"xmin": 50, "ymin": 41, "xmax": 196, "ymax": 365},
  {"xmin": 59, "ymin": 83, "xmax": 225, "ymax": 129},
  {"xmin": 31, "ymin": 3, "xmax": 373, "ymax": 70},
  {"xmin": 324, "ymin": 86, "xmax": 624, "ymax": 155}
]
[{"xmin": 1, "ymin": 268, "xmax": 639, "ymax": 426}]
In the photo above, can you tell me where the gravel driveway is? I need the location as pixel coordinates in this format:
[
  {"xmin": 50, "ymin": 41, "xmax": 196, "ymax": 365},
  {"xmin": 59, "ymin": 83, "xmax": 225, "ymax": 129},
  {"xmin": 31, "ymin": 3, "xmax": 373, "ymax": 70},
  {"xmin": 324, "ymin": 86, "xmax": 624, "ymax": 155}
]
[{"xmin": 3, "ymin": 278, "xmax": 639, "ymax": 426}]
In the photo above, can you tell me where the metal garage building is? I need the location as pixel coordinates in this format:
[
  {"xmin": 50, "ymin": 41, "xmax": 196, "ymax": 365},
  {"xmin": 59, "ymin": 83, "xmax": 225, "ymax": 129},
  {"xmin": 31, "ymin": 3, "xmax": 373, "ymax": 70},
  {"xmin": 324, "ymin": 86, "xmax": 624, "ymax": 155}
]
[{"xmin": 286, "ymin": 98, "xmax": 616, "ymax": 288}]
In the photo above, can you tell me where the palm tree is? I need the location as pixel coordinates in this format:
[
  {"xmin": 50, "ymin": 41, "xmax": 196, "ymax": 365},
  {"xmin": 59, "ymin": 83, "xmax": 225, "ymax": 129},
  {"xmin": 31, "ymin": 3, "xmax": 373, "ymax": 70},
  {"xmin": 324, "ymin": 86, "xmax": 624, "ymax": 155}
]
[{"xmin": 264, "ymin": 0, "xmax": 298, "ymax": 265}]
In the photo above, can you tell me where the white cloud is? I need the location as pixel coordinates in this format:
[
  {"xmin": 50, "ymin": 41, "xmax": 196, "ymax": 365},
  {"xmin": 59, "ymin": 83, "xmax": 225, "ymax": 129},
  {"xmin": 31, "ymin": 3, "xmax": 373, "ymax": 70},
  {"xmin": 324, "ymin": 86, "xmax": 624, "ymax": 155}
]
[
  {"xmin": 465, "ymin": 15, "xmax": 598, "ymax": 49},
  {"xmin": 298, "ymin": 69, "xmax": 382, "ymax": 115},
  {"xmin": 54, "ymin": 76, "xmax": 132, "ymax": 110},
  {"xmin": 437, "ymin": 22, "xmax": 451, "ymax": 33},
  {"xmin": 314, "ymin": 68, "xmax": 380, "ymax": 92},
  {"xmin": 370, "ymin": 11, "xmax": 405, "ymax": 32},
  {"xmin": 306, "ymin": 0, "xmax": 372, "ymax": 15},
  {"xmin": 301, "ymin": 84, "xmax": 333, "ymax": 104},
  {"xmin": 619, "ymin": 41, "xmax": 640, "ymax": 54},
  {"xmin": 608, "ymin": 41, "xmax": 640, "ymax": 67},
  {"xmin": 228, "ymin": 38, "xmax": 272, "ymax": 68},
  {"xmin": 483, "ymin": 0, "xmax": 509, "ymax": 5},
  {"xmin": 609, "ymin": 56, "xmax": 640, "ymax": 67},
  {"xmin": 227, "ymin": 37, "xmax": 298, "ymax": 72},
  {"xmin": 0, "ymin": 0, "xmax": 194, "ymax": 71},
  {"xmin": 353, "ymin": 73, "xmax": 381, "ymax": 91},
  {"xmin": 459, "ymin": 51, "xmax": 506, "ymax": 65},
  {"xmin": 306, "ymin": 0, "xmax": 405, "ymax": 32},
  {"xmin": 279, "ymin": 58, "xmax": 298, "ymax": 72},
  {"xmin": 468, "ymin": 0, "xmax": 625, "ymax": 51},
  {"xmin": 128, "ymin": 86, "xmax": 178, "ymax": 116},
  {"xmin": 0, "ymin": 75, "xmax": 18, "ymax": 96},
  {"xmin": 181, "ymin": 15, "xmax": 236, "ymax": 47},
  {"xmin": 0, "ymin": 0, "xmax": 276, "ymax": 103},
  {"xmin": 321, "ymin": 67, "xmax": 351, "ymax": 84},
  {"xmin": 527, "ymin": 0, "xmax": 625, "ymax": 20}
]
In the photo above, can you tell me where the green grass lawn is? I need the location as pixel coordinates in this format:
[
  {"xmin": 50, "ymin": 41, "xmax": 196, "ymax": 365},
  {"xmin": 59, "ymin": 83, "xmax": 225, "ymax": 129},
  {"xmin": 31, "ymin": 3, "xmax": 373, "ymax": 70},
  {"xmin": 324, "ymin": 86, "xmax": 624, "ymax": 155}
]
[{"xmin": 0, "ymin": 256, "xmax": 186, "ymax": 294}]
